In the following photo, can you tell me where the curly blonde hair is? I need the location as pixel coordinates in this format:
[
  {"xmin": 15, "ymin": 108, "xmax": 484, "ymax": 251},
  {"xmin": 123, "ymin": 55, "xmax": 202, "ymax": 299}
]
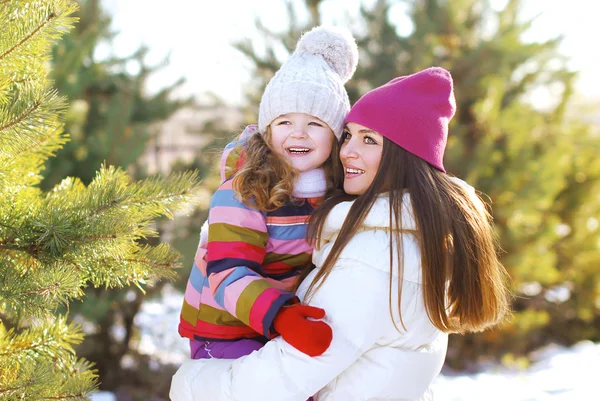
[{"xmin": 232, "ymin": 126, "xmax": 340, "ymax": 212}]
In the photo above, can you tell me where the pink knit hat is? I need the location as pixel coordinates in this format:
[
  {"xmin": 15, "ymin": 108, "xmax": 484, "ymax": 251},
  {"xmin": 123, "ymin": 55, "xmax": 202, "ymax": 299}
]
[{"xmin": 345, "ymin": 67, "xmax": 456, "ymax": 172}]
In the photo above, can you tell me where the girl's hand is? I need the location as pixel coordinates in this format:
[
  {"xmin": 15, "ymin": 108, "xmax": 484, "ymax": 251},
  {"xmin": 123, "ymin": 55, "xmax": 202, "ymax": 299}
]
[{"xmin": 273, "ymin": 304, "xmax": 332, "ymax": 357}]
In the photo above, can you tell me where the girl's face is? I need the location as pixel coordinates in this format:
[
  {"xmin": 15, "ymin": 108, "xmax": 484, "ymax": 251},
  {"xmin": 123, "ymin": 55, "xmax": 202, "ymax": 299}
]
[
  {"xmin": 340, "ymin": 122, "xmax": 384, "ymax": 195},
  {"xmin": 269, "ymin": 113, "xmax": 334, "ymax": 173}
]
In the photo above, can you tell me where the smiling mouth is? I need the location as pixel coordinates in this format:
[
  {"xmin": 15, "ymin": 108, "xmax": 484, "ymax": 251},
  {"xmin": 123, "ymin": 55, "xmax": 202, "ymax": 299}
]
[
  {"xmin": 345, "ymin": 168, "xmax": 365, "ymax": 174},
  {"xmin": 286, "ymin": 147, "xmax": 312, "ymax": 154}
]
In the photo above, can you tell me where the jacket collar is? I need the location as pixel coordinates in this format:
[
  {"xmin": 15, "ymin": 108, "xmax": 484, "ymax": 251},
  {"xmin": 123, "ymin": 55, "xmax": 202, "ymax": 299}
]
[{"xmin": 320, "ymin": 192, "xmax": 417, "ymax": 242}]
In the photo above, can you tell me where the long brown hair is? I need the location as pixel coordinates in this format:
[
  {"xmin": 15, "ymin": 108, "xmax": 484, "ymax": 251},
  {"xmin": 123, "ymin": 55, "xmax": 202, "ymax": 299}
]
[
  {"xmin": 307, "ymin": 137, "xmax": 510, "ymax": 334},
  {"xmin": 233, "ymin": 126, "xmax": 341, "ymax": 211}
]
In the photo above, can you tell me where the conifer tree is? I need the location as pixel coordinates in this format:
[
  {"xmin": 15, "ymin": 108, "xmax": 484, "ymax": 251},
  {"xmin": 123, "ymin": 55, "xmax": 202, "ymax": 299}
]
[
  {"xmin": 26, "ymin": 1, "xmax": 197, "ymax": 389},
  {"xmin": 0, "ymin": 1, "xmax": 200, "ymax": 398}
]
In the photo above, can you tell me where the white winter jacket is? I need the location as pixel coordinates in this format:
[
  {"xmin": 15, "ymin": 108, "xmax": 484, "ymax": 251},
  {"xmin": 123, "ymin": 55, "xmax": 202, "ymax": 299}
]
[{"xmin": 170, "ymin": 193, "xmax": 448, "ymax": 401}]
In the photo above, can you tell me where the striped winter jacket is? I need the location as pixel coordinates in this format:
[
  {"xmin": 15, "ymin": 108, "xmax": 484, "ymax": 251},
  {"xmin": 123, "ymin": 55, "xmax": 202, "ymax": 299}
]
[{"xmin": 178, "ymin": 125, "xmax": 323, "ymax": 341}]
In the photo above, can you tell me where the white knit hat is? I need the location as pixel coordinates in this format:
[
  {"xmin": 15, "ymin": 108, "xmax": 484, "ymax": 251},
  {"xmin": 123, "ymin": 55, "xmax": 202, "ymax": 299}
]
[{"xmin": 258, "ymin": 26, "xmax": 359, "ymax": 139}]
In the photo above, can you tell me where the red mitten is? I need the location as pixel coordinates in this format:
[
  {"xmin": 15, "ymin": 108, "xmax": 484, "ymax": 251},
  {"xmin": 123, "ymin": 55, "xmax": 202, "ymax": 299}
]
[{"xmin": 273, "ymin": 304, "xmax": 332, "ymax": 357}]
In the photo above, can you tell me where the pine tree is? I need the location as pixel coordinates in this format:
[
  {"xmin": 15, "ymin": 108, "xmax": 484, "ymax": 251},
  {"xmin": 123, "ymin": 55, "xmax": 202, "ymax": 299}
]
[
  {"xmin": 19, "ymin": 0, "xmax": 199, "ymax": 389},
  {"xmin": 0, "ymin": 1, "xmax": 200, "ymax": 399},
  {"xmin": 227, "ymin": 0, "xmax": 600, "ymax": 366}
]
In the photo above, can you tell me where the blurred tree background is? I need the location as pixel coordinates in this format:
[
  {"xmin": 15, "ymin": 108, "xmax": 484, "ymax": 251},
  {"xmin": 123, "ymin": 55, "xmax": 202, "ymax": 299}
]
[
  {"xmin": 230, "ymin": 0, "xmax": 600, "ymax": 370},
  {"xmin": 43, "ymin": 0, "xmax": 190, "ymax": 188}
]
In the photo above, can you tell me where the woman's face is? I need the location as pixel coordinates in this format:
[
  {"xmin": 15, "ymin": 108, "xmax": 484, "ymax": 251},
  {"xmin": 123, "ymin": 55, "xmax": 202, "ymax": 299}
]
[
  {"xmin": 340, "ymin": 122, "xmax": 384, "ymax": 195},
  {"xmin": 269, "ymin": 113, "xmax": 334, "ymax": 173}
]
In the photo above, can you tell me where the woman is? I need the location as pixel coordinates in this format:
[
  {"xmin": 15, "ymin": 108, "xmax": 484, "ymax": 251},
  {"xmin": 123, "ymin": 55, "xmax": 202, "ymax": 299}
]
[{"xmin": 170, "ymin": 67, "xmax": 510, "ymax": 401}]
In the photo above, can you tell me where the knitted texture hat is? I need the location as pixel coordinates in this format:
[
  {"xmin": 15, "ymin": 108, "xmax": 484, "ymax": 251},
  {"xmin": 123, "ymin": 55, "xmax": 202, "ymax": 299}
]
[
  {"xmin": 258, "ymin": 26, "xmax": 358, "ymax": 139},
  {"xmin": 346, "ymin": 67, "xmax": 456, "ymax": 172}
]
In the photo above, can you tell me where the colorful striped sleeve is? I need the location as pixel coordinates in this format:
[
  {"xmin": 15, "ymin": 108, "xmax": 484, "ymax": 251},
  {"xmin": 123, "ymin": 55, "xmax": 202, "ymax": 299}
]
[
  {"xmin": 205, "ymin": 180, "xmax": 297, "ymax": 338},
  {"xmin": 220, "ymin": 124, "xmax": 257, "ymax": 182}
]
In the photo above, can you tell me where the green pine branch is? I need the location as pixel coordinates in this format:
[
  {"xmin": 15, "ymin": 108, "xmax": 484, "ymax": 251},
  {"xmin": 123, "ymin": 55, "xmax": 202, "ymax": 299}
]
[
  {"xmin": 0, "ymin": 317, "xmax": 97, "ymax": 401},
  {"xmin": 0, "ymin": 86, "xmax": 68, "ymax": 157},
  {"xmin": 0, "ymin": 1, "xmax": 202, "ymax": 397}
]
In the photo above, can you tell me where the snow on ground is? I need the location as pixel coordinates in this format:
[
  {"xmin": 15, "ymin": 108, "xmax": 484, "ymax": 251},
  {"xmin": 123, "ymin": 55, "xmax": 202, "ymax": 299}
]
[
  {"xmin": 134, "ymin": 284, "xmax": 190, "ymax": 365},
  {"xmin": 434, "ymin": 341, "xmax": 599, "ymax": 400},
  {"xmin": 90, "ymin": 393, "xmax": 116, "ymax": 401},
  {"xmin": 90, "ymin": 285, "xmax": 599, "ymax": 401}
]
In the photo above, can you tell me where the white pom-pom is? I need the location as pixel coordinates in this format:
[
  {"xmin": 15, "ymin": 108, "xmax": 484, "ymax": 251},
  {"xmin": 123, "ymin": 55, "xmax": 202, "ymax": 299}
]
[{"xmin": 295, "ymin": 26, "xmax": 358, "ymax": 83}]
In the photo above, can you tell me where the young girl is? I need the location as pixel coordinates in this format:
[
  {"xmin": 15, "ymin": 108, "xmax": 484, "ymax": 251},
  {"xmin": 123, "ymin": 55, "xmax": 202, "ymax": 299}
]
[
  {"xmin": 178, "ymin": 26, "xmax": 358, "ymax": 359},
  {"xmin": 171, "ymin": 67, "xmax": 511, "ymax": 401}
]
